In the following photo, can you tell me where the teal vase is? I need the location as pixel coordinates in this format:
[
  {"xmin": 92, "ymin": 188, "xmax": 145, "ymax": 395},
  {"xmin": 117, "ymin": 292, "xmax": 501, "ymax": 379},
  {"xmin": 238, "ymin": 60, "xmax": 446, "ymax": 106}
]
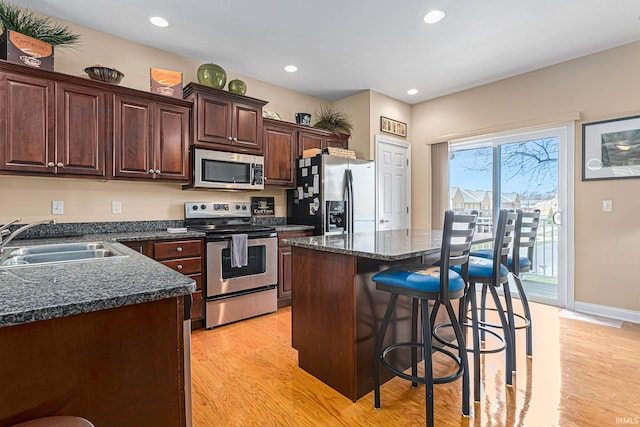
[{"xmin": 197, "ymin": 63, "xmax": 226, "ymax": 89}]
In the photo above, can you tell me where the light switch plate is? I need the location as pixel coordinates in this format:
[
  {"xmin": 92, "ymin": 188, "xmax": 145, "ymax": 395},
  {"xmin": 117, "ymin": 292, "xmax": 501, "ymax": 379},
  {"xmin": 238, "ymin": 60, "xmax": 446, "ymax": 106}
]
[
  {"xmin": 112, "ymin": 201, "xmax": 122, "ymax": 214},
  {"xmin": 51, "ymin": 200, "xmax": 64, "ymax": 215},
  {"xmin": 602, "ymin": 200, "xmax": 613, "ymax": 213}
]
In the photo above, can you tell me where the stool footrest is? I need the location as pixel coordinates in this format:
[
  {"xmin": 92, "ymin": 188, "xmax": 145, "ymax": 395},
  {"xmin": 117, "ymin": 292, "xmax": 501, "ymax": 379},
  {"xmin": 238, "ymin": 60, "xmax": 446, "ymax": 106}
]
[
  {"xmin": 433, "ymin": 323, "xmax": 506, "ymax": 354},
  {"xmin": 380, "ymin": 341, "xmax": 464, "ymax": 385}
]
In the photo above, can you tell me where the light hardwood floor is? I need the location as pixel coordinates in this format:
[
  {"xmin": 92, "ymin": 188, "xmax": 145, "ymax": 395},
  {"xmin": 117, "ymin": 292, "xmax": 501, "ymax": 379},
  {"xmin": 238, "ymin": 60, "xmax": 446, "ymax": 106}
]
[{"xmin": 191, "ymin": 302, "xmax": 640, "ymax": 426}]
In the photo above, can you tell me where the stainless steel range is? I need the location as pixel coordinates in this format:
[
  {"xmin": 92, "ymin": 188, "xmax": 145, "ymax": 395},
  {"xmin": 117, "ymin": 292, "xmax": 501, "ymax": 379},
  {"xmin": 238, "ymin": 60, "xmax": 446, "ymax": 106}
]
[{"xmin": 185, "ymin": 201, "xmax": 277, "ymax": 329}]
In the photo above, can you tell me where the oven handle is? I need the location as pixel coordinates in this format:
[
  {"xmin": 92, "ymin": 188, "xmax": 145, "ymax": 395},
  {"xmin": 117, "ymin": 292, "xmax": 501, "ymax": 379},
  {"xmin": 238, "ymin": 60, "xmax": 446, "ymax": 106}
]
[{"xmin": 206, "ymin": 232, "xmax": 276, "ymax": 242}]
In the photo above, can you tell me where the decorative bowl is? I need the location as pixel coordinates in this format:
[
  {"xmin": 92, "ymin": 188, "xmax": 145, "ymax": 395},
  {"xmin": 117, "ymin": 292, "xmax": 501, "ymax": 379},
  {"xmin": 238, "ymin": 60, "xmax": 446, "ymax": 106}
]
[{"xmin": 84, "ymin": 66, "xmax": 125, "ymax": 84}]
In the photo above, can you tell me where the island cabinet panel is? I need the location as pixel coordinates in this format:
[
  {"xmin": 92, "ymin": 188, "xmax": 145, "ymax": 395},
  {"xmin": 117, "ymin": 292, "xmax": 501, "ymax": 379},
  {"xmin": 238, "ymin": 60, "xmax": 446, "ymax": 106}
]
[
  {"xmin": 55, "ymin": 82, "xmax": 107, "ymax": 176},
  {"xmin": 184, "ymin": 82, "xmax": 267, "ymax": 155},
  {"xmin": 0, "ymin": 297, "xmax": 189, "ymax": 427},
  {"xmin": 113, "ymin": 96, "xmax": 190, "ymax": 181},
  {"xmin": 291, "ymin": 246, "xmax": 421, "ymax": 401},
  {"xmin": 263, "ymin": 120, "xmax": 296, "ymax": 187},
  {"xmin": 277, "ymin": 230, "xmax": 313, "ymax": 307}
]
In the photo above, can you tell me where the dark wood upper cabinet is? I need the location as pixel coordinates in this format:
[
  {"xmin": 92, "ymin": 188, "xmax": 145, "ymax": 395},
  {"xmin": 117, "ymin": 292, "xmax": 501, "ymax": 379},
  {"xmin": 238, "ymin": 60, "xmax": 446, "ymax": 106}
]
[
  {"xmin": 0, "ymin": 60, "xmax": 191, "ymax": 182},
  {"xmin": 113, "ymin": 95, "xmax": 190, "ymax": 181},
  {"xmin": 56, "ymin": 83, "xmax": 107, "ymax": 176},
  {"xmin": 263, "ymin": 119, "xmax": 296, "ymax": 187},
  {"xmin": 184, "ymin": 83, "xmax": 267, "ymax": 155},
  {"xmin": 0, "ymin": 72, "xmax": 55, "ymax": 174},
  {"xmin": 298, "ymin": 128, "xmax": 349, "ymax": 157},
  {"xmin": 0, "ymin": 73, "xmax": 107, "ymax": 177}
]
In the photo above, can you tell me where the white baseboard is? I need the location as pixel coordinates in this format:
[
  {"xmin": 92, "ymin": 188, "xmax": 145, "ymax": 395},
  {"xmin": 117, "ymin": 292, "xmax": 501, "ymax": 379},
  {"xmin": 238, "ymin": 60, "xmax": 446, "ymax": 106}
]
[{"xmin": 573, "ymin": 301, "xmax": 640, "ymax": 325}]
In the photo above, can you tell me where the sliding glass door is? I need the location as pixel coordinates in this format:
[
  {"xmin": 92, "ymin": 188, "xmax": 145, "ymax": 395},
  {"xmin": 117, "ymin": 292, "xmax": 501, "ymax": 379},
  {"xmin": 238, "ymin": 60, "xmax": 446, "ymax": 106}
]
[{"xmin": 449, "ymin": 125, "xmax": 573, "ymax": 307}]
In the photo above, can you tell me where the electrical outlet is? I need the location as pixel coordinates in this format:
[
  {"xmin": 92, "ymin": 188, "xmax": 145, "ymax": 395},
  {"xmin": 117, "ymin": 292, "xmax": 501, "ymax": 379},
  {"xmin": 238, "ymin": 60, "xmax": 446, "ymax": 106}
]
[
  {"xmin": 51, "ymin": 200, "xmax": 64, "ymax": 215},
  {"xmin": 602, "ymin": 200, "xmax": 613, "ymax": 213},
  {"xmin": 112, "ymin": 201, "xmax": 122, "ymax": 214}
]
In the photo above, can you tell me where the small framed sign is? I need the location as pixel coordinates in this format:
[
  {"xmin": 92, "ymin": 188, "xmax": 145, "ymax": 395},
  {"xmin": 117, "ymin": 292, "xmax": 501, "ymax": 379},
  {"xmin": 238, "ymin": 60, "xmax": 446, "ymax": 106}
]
[
  {"xmin": 251, "ymin": 197, "xmax": 275, "ymax": 216},
  {"xmin": 380, "ymin": 116, "xmax": 407, "ymax": 138}
]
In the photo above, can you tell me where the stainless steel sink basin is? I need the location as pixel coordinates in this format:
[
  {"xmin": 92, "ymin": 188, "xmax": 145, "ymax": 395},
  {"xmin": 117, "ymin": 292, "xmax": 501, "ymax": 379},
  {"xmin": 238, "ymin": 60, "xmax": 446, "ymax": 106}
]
[{"xmin": 0, "ymin": 241, "xmax": 130, "ymax": 268}]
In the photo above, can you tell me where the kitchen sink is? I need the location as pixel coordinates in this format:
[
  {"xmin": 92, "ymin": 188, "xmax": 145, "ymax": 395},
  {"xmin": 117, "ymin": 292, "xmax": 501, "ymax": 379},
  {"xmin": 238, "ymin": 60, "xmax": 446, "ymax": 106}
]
[{"xmin": 0, "ymin": 241, "xmax": 130, "ymax": 268}]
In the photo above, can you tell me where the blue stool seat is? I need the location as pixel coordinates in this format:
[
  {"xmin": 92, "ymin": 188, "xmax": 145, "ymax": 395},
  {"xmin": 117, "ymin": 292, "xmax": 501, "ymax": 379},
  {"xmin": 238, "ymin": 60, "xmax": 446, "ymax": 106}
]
[
  {"xmin": 451, "ymin": 256, "xmax": 509, "ymax": 279},
  {"xmin": 470, "ymin": 249, "xmax": 532, "ymax": 270},
  {"xmin": 372, "ymin": 266, "xmax": 465, "ymax": 295}
]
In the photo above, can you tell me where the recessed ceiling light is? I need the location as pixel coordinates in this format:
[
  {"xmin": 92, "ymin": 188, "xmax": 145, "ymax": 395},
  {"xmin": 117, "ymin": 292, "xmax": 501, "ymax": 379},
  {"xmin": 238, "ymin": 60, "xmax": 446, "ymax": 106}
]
[
  {"xmin": 148, "ymin": 15, "xmax": 171, "ymax": 28},
  {"xmin": 284, "ymin": 65, "xmax": 298, "ymax": 73},
  {"xmin": 407, "ymin": 89, "xmax": 419, "ymax": 95},
  {"xmin": 423, "ymin": 10, "xmax": 446, "ymax": 24}
]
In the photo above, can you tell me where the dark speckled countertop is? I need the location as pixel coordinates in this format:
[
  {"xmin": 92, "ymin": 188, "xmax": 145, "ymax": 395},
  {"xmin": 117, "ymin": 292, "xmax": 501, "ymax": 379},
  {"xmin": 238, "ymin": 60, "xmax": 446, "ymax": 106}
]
[
  {"xmin": 0, "ymin": 232, "xmax": 199, "ymax": 328},
  {"xmin": 285, "ymin": 229, "xmax": 492, "ymax": 261}
]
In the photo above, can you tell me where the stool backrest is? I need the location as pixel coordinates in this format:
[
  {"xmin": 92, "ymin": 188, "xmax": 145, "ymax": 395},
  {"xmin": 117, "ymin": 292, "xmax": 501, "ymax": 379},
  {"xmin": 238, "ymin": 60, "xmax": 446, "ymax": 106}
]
[
  {"xmin": 512, "ymin": 209, "xmax": 541, "ymax": 274},
  {"xmin": 491, "ymin": 209, "xmax": 517, "ymax": 282},
  {"xmin": 439, "ymin": 210, "xmax": 476, "ymax": 301}
]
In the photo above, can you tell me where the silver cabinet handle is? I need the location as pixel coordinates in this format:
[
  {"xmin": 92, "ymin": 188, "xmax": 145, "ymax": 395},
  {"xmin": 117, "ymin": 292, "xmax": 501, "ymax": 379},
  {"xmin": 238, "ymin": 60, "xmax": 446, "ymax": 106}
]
[
  {"xmin": 57, "ymin": 162, "xmax": 64, "ymax": 167},
  {"xmin": 176, "ymin": 247, "xmax": 183, "ymax": 252},
  {"xmin": 47, "ymin": 162, "xmax": 55, "ymax": 167},
  {"xmin": 177, "ymin": 264, "xmax": 183, "ymax": 270},
  {"xmin": 148, "ymin": 169, "xmax": 155, "ymax": 174},
  {"xmin": 155, "ymin": 169, "xmax": 161, "ymax": 174},
  {"xmin": 232, "ymin": 137, "xmax": 238, "ymax": 142},
  {"xmin": 227, "ymin": 136, "xmax": 233, "ymax": 141}
]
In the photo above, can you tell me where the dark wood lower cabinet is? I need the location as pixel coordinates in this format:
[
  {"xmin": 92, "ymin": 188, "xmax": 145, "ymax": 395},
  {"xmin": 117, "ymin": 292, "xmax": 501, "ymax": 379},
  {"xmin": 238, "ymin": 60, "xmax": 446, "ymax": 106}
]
[
  {"xmin": 0, "ymin": 297, "xmax": 189, "ymax": 427},
  {"xmin": 122, "ymin": 238, "xmax": 205, "ymax": 327},
  {"xmin": 277, "ymin": 230, "xmax": 313, "ymax": 307}
]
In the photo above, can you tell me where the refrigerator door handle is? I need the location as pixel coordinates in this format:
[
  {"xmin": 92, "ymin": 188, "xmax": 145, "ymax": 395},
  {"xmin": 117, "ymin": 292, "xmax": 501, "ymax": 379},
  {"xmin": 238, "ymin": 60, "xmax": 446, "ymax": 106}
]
[{"xmin": 345, "ymin": 169, "xmax": 354, "ymax": 233}]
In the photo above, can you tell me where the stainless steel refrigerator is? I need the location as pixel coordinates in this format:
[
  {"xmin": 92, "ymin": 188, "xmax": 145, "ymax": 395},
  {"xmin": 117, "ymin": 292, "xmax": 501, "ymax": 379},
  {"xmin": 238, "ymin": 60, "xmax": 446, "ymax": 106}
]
[{"xmin": 287, "ymin": 154, "xmax": 375, "ymax": 235}]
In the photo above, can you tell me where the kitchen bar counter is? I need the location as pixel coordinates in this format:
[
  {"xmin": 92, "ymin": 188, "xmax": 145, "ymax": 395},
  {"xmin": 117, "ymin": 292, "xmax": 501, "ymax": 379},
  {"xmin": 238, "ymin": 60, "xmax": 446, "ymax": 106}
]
[
  {"xmin": 0, "ymin": 237, "xmax": 196, "ymax": 328},
  {"xmin": 289, "ymin": 229, "xmax": 491, "ymax": 401}
]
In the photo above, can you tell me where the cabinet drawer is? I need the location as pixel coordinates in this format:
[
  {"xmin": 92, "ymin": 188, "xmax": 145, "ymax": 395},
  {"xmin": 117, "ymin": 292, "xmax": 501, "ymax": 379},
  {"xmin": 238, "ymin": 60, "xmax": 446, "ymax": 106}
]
[
  {"xmin": 191, "ymin": 290, "xmax": 204, "ymax": 320},
  {"xmin": 189, "ymin": 273, "xmax": 203, "ymax": 291},
  {"xmin": 153, "ymin": 240, "xmax": 202, "ymax": 260},
  {"xmin": 160, "ymin": 257, "xmax": 202, "ymax": 275}
]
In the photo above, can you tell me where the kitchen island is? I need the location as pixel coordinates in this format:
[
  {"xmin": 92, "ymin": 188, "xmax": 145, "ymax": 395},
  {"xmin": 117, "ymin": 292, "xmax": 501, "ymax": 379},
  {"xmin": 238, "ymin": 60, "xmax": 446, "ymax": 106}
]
[
  {"xmin": 287, "ymin": 229, "xmax": 489, "ymax": 402},
  {"xmin": 0, "ymin": 239, "xmax": 196, "ymax": 427}
]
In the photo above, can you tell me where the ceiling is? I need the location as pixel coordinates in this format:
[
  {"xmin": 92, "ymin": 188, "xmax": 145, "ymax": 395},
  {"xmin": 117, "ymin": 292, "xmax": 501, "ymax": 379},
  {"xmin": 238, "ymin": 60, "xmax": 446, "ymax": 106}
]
[{"xmin": 9, "ymin": 0, "xmax": 640, "ymax": 104}]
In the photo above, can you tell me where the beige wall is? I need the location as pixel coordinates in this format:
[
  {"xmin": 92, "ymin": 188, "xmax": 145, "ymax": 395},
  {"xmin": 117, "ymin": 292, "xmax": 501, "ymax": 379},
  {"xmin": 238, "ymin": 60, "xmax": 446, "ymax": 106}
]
[
  {"xmin": 0, "ymin": 19, "xmax": 330, "ymax": 225},
  {"xmin": 411, "ymin": 40, "xmax": 640, "ymax": 312}
]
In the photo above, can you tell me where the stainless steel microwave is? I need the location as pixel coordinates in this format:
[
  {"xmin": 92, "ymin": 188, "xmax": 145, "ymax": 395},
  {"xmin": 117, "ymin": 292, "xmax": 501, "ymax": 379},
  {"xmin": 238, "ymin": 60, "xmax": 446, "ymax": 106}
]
[{"xmin": 185, "ymin": 148, "xmax": 264, "ymax": 191}]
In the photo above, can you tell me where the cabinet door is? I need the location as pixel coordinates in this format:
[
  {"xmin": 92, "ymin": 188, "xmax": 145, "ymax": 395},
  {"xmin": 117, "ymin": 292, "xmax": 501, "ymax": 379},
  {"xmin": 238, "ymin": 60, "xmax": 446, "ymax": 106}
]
[
  {"xmin": 263, "ymin": 122, "xmax": 296, "ymax": 187},
  {"xmin": 0, "ymin": 72, "xmax": 55, "ymax": 173},
  {"xmin": 55, "ymin": 83, "xmax": 107, "ymax": 177},
  {"xmin": 326, "ymin": 134, "xmax": 349, "ymax": 150},
  {"xmin": 196, "ymin": 93, "xmax": 232, "ymax": 146},
  {"xmin": 154, "ymin": 102, "xmax": 190, "ymax": 181},
  {"xmin": 113, "ymin": 95, "xmax": 154, "ymax": 179},
  {"xmin": 233, "ymin": 101, "xmax": 263, "ymax": 154},
  {"xmin": 298, "ymin": 130, "xmax": 325, "ymax": 157},
  {"xmin": 278, "ymin": 245, "xmax": 293, "ymax": 302}
]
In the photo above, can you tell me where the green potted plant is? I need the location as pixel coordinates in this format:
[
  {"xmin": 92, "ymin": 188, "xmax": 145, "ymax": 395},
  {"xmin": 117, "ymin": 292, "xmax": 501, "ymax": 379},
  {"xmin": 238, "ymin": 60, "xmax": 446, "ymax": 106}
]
[
  {"xmin": 0, "ymin": 1, "xmax": 79, "ymax": 47},
  {"xmin": 312, "ymin": 105, "xmax": 353, "ymax": 135},
  {"xmin": 0, "ymin": 1, "xmax": 79, "ymax": 69}
]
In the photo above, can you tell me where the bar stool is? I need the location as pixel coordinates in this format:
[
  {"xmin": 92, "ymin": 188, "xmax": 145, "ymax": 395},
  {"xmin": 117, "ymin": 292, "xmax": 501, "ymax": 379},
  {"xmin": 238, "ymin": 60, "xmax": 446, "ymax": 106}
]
[
  {"xmin": 11, "ymin": 416, "xmax": 94, "ymax": 427},
  {"xmin": 435, "ymin": 209, "xmax": 516, "ymax": 402},
  {"xmin": 471, "ymin": 209, "xmax": 540, "ymax": 368},
  {"xmin": 371, "ymin": 210, "xmax": 476, "ymax": 426}
]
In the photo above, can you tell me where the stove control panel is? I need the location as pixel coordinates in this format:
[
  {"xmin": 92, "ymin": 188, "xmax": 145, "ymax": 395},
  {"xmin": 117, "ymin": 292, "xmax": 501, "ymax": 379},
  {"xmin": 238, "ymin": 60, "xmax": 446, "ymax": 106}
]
[{"xmin": 185, "ymin": 201, "xmax": 251, "ymax": 218}]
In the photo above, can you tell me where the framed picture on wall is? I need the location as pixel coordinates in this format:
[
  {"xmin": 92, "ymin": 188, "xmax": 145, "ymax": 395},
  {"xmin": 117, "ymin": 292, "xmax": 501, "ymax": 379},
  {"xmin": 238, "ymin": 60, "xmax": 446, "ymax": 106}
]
[
  {"xmin": 380, "ymin": 116, "xmax": 407, "ymax": 138},
  {"xmin": 582, "ymin": 114, "xmax": 640, "ymax": 180}
]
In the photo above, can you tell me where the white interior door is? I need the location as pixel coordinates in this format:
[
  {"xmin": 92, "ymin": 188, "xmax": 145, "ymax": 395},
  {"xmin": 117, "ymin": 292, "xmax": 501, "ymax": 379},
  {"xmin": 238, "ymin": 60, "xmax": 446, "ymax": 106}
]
[{"xmin": 375, "ymin": 135, "xmax": 411, "ymax": 230}]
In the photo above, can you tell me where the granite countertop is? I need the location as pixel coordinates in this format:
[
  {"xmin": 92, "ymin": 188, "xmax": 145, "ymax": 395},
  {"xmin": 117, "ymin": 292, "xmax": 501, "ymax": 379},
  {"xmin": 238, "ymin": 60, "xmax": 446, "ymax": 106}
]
[
  {"xmin": 0, "ymin": 235, "xmax": 197, "ymax": 328},
  {"xmin": 285, "ymin": 229, "xmax": 493, "ymax": 261},
  {"xmin": 275, "ymin": 224, "xmax": 315, "ymax": 232}
]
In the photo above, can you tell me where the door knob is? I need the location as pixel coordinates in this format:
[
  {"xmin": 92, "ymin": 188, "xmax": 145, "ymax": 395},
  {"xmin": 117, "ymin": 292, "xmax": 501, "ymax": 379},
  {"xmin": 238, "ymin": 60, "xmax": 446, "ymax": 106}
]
[
  {"xmin": 47, "ymin": 162, "xmax": 55, "ymax": 167},
  {"xmin": 177, "ymin": 264, "xmax": 183, "ymax": 270},
  {"xmin": 379, "ymin": 219, "xmax": 389, "ymax": 224},
  {"xmin": 176, "ymin": 247, "xmax": 183, "ymax": 252},
  {"xmin": 155, "ymin": 169, "xmax": 161, "ymax": 174},
  {"xmin": 227, "ymin": 136, "xmax": 233, "ymax": 141},
  {"xmin": 148, "ymin": 169, "xmax": 155, "ymax": 174},
  {"xmin": 57, "ymin": 162, "xmax": 64, "ymax": 167}
]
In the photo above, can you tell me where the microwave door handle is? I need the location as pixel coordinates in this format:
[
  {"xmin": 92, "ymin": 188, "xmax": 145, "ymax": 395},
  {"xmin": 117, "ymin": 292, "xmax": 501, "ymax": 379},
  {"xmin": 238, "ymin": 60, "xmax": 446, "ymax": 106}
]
[{"xmin": 250, "ymin": 163, "xmax": 255, "ymax": 185}]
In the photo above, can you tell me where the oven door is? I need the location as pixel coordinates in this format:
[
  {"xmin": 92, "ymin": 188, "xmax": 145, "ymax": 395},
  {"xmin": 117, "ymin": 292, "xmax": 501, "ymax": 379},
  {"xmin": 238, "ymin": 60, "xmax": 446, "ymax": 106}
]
[{"xmin": 206, "ymin": 236, "xmax": 277, "ymax": 297}]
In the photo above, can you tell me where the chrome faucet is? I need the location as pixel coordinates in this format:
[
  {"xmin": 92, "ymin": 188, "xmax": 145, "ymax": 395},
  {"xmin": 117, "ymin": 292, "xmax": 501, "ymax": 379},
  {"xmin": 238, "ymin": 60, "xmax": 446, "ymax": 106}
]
[
  {"xmin": 0, "ymin": 218, "xmax": 21, "ymax": 239},
  {"xmin": 0, "ymin": 219, "xmax": 56, "ymax": 253}
]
